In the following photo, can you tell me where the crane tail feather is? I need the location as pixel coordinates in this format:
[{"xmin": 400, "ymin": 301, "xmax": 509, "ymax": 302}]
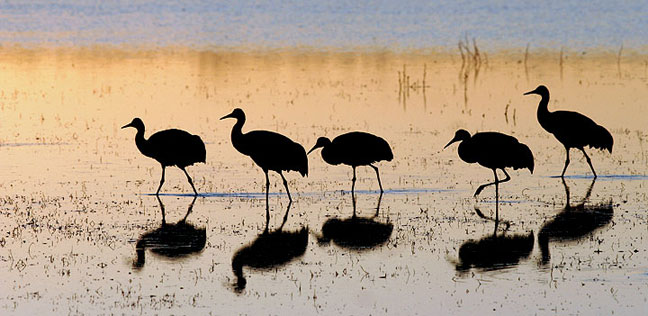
[
  {"xmin": 588, "ymin": 125, "xmax": 613, "ymax": 153},
  {"xmin": 514, "ymin": 143, "xmax": 535, "ymax": 174}
]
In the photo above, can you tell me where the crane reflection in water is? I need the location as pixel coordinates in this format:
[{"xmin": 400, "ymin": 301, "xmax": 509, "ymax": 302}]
[
  {"xmin": 455, "ymin": 195, "xmax": 534, "ymax": 272},
  {"xmin": 231, "ymin": 201, "xmax": 308, "ymax": 292},
  {"xmin": 133, "ymin": 196, "xmax": 206, "ymax": 269},
  {"xmin": 455, "ymin": 222, "xmax": 534, "ymax": 272},
  {"xmin": 317, "ymin": 192, "xmax": 393, "ymax": 250},
  {"xmin": 538, "ymin": 178, "xmax": 613, "ymax": 265}
]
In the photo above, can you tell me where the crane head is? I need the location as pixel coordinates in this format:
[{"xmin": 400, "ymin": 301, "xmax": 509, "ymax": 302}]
[
  {"xmin": 523, "ymin": 85, "xmax": 549, "ymax": 97},
  {"xmin": 444, "ymin": 129, "xmax": 471, "ymax": 149},
  {"xmin": 122, "ymin": 118, "xmax": 144, "ymax": 130},
  {"xmin": 220, "ymin": 108, "xmax": 245, "ymax": 121},
  {"xmin": 307, "ymin": 137, "xmax": 331, "ymax": 155}
]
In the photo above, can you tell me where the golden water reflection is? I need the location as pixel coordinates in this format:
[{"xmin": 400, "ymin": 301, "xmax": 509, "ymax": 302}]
[{"xmin": 0, "ymin": 47, "xmax": 646, "ymax": 314}]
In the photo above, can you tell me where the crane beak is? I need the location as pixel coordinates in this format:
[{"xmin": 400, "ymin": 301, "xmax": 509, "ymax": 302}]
[
  {"xmin": 443, "ymin": 137, "xmax": 459, "ymax": 149},
  {"xmin": 121, "ymin": 122, "xmax": 133, "ymax": 129},
  {"xmin": 220, "ymin": 112, "xmax": 234, "ymax": 120},
  {"xmin": 307, "ymin": 144, "xmax": 321, "ymax": 155},
  {"xmin": 523, "ymin": 89, "xmax": 537, "ymax": 96}
]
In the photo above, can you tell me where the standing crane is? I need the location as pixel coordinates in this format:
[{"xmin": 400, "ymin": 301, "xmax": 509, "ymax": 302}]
[
  {"xmin": 221, "ymin": 108, "xmax": 308, "ymax": 209},
  {"xmin": 524, "ymin": 85, "xmax": 613, "ymax": 178},
  {"xmin": 307, "ymin": 131, "xmax": 393, "ymax": 194},
  {"xmin": 122, "ymin": 118, "xmax": 205, "ymax": 196},
  {"xmin": 444, "ymin": 129, "xmax": 534, "ymax": 198}
]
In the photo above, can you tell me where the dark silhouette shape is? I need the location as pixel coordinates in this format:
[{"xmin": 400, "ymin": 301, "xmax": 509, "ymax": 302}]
[
  {"xmin": 444, "ymin": 129, "xmax": 534, "ymax": 216},
  {"xmin": 456, "ymin": 197, "xmax": 533, "ymax": 271},
  {"xmin": 231, "ymin": 202, "xmax": 308, "ymax": 291},
  {"xmin": 473, "ymin": 195, "xmax": 511, "ymax": 230},
  {"xmin": 456, "ymin": 229, "xmax": 534, "ymax": 272},
  {"xmin": 122, "ymin": 118, "xmax": 205, "ymax": 196},
  {"xmin": 221, "ymin": 108, "xmax": 308, "ymax": 208},
  {"xmin": 133, "ymin": 196, "xmax": 206, "ymax": 269},
  {"xmin": 318, "ymin": 193, "xmax": 393, "ymax": 250},
  {"xmin": 308, "ymin": 132, "xmax": 393, "ymax": 193},
  {"xmin": 538, "ymin": 178, "xmax": 613, "ymax": 265},
  {"xmin": 524, "ymin": 85, "xmax": 613, "ymax": 178}
]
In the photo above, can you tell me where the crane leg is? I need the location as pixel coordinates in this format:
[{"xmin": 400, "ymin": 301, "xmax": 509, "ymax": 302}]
[
  {"xmin": 181, "ymin": 196, "xmax": 197, "ymax": 222},
  {"xmin": 580, "ymin": 148, "xmax": 597, "ymax": 178},
  {"xmin": 156, "ymin": 166, "xmax": 166, "ymax": 195},
  {"xmin": 278, "ymin": 201, "xmax": 292, "ymax": 231},
  {"xmin": 181, "ymin": 167, "xmax": 198, "ymax": 196},
  {"xmin": 280, "ymin": 171, "xmax": 292, "ymax": 202},
  {"xmin": 494, "ymin": 170, "xmax": 499, "ymax": 222},
  {"xmin": 264, "ymin": 170, "xmax": 270, "ymax": 230},
  {"xmin": 370, "ymin": 164, "xmax": 384, "ymax": 193},
  {"xmin": 561, "ymin": 147, "xmax": 571, "ymax": 178},
  {"xmin": 374, "ymin": 192, "xmax": 384, "ymax": 218},
  {"xmin": 474, "ymin": 169, "xmax": 504, "ymax": 197},
  {"xmin": 351, "ymin": 166, "xmax": 357, "ymax": 195},
  {"xmin": 156, "ymin": 195, "xmax": 166, "ymax": 224},
  {"xmin": 500, "ymin": 169, "xmax": 511, "ymax": 184},
  {"xmin": 561, "ymin": 177, "xmax": 571, "ymax": 207}
]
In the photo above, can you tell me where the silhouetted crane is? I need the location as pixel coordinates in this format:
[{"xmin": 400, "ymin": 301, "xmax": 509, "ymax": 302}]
[
  {"xmin": 308, "ymin": 131, "xmax": 393, "ymax": 193},
  {"xmin": 444, "ymin": 129, "xmax": 534, "ymax": 199},
  {"xmin": 220, "ymin": 108, "xmax": 308, "ymax": 206},
  {"xmin": 122, "ymin": 118, "xmax": 205, "ymax": 196},
  {"xmin": 524, "ymin": 85, "xmax": 613, "ymax": 178}
]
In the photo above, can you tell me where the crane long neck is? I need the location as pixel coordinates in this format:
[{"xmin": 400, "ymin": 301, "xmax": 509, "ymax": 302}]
[
  {"xmin": 134, "ymin": 126, "xmax": 150, "ymax": 156},
  {"xmin": 320, "ymin": 144, "xmax": 334, "ymax": 164},
  {"xmin": 536, "ymin": 92, "xmax": 551, "ymax": 122},
  {"xmin": 230, "ymin": 116, "xmax": 246, "ymax": 147}
]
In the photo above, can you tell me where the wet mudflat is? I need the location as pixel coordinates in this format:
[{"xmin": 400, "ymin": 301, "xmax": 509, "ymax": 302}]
[{"xmin": 0, "ymin": 48, "xmax": 647, "ymax": 314}]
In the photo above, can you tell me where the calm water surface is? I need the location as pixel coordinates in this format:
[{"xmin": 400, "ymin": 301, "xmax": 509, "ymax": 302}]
[{"xmin": 0, "ymin": 49, "xmax": 647, "ymax": 314}]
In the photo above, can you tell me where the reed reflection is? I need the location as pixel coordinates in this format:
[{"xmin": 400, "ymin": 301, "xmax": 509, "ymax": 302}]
[
  {"xmin": 133, "ymin": 196, "xmax": 206, "ymax": 269},
  {"xmin": 231, "ymin": 201, "xmax": 308, "ymax": 291},
  {"xmin": 538, "ymin": 179, "xmax": 613, "ymax": 265},
  {"xmin": 317, "ymin": 193, "xmax": 393, "ymax": 250}
]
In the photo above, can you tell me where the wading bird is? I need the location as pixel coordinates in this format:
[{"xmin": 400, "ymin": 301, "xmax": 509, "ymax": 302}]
[
  {"xmin": 307, "ymin": 132, "xmax": 393, "ymax": 194},
  {"xmin": 220, "ymin": 108, "xmax": 308, "ymax": 206},
  {"xmin": 122, "ymin": 118, "xmax": 205, "ymax": 196},
  {"xmin": 444, "ymin": 129, "xmax": 534, "ymax": 198},
  {"xmin": 524, "ymin": 85, "xmax": 613, "ymax": 178}
]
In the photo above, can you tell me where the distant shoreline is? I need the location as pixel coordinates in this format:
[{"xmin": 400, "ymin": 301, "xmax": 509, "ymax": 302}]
[{"xmin": 0, "ymin": 43, "xmax": 646, "ymax": 58}]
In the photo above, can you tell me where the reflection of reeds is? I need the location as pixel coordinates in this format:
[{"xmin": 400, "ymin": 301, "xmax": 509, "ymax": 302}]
[
  {"xmin": 504, "ymin": 102, "xmax": 517, "ymax": 126},
  {"xmin": 524, "ymin": 43, "xmax": 530, "ymax": 81},
  {"xmin": 398, "ymin": 63, "xmax": 429, "ymax": 109},
  {"xmin": 558, "ymin": 47, "xmax": 564, "ymax": 81},
  {"xmin": 457, "ymin": 36, "xmax": 483, "ymax": 106},
  {"xmin": 617, "ymin": 44, "xmax": 623, "ymax": 78}
]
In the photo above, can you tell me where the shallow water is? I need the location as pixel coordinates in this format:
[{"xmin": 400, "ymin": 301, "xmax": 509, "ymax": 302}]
[{"xmin": 0, "ymin": 48, "xmax": 647, "ymax": 314}]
